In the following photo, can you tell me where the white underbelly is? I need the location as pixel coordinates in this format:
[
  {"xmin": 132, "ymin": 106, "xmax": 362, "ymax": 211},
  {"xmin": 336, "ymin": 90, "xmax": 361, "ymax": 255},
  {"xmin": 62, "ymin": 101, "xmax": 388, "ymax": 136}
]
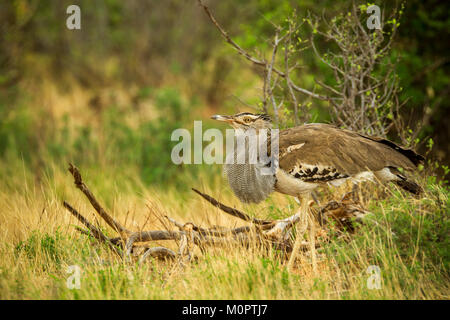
[
  {"xmin": 275, "ymin": 167, "xmax": 398, "ymax": 196},
  {"xmin": 274, "ymin": 169, "xmax": 319, "ymax": 196}
]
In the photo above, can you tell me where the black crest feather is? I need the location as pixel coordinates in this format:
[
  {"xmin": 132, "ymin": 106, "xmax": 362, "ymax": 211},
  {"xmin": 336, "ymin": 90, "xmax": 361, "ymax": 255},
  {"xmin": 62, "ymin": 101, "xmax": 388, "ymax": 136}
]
[{"xmin": 258, "ymin": 114, "xmax": 271, "ymax": 121}]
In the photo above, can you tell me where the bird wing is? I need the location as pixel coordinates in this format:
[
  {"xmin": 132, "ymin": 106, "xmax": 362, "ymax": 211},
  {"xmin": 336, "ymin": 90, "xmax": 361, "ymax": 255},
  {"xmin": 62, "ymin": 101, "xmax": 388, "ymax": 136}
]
[{"xmin": 277, "ymin": 123, "xmax": 421, "ymax": 181}]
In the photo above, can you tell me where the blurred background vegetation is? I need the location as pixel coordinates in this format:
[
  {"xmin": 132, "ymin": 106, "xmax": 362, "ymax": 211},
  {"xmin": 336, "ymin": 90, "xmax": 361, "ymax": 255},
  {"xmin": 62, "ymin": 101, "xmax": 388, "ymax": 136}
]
[{"xmin": 0, "ymin": 0, "xmax": 448, "ymax": 188}]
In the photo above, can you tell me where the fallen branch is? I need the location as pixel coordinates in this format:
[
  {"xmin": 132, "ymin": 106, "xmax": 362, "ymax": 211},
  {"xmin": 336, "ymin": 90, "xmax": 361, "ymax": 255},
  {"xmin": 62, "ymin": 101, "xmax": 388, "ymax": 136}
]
[
  {"xmin": 139, "ymin": 247, "xmax": 177, "ymax": 263},
  {"xmin": 63, "ymin": 201, "xmax": 122, "ymax": 257},
  {"xmin": 192, "ymin": 188, "xmax": 272, "ymax": 226},
  {"xmin": 68, "ymin": 163, "xmax": 130, "ymax": 236},
  {"xmin": 63, "ymin": 163, "xmax": 369, "ymax": 268}
]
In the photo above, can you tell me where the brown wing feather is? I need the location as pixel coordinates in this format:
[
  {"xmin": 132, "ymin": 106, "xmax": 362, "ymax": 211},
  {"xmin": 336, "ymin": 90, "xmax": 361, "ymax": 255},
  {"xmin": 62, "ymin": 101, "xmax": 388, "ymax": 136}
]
[
  {"xmin": 278, "ymin": 123, "xmax": 423, "ymax": 175},
  {"xmin": 350, "ymin": 132, "xmax": 425, "ymax": 166}
]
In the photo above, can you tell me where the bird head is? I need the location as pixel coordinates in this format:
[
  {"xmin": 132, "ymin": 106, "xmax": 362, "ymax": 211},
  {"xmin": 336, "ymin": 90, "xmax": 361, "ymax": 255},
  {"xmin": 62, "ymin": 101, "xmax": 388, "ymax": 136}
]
[{"xmin": 211, "ymin": 112, "xmax": 272, "ymax": 130}]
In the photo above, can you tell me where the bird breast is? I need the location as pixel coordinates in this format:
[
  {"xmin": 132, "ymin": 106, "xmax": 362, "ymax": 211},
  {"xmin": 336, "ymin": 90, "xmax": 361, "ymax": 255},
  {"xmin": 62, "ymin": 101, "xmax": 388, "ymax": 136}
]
[
  {"xmin": 224, "ymin": 163, "xmax": 276, "ymax": 203},
  {"xmin": 223, "ymin": 133, "xmax": 276, "ymax": 203}
]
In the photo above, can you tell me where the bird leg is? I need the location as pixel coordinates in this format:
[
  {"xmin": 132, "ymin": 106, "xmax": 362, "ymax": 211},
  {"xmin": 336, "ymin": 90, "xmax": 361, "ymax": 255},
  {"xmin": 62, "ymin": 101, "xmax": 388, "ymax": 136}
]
[
  {"xmin": 307, "ymin": 211, "xmax": 318, "ymax": 273},
  {"xmin": 287, "ymin": 194, "xmax": 311, "ymax": 272}
]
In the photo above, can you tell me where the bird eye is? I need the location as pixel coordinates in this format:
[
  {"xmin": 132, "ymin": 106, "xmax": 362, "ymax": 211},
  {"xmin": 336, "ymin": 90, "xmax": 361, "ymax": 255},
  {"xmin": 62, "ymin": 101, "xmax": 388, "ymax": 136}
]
[{"xmin": 244, "ymin": 117, "xmax": 252, "ymax": 123}]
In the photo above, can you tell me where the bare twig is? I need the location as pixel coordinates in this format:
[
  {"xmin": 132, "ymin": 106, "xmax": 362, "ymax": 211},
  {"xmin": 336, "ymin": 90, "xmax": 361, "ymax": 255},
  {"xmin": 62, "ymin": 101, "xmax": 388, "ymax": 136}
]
[
  {"xmin": 197, "ymin": 0, "xmax": 331, "ymax": 112},
  {"xmin": 192, "ymin": 188, "xmax": 272, "ymax": 226},
  {"xmin": 63, "ymin": 201, "xmax": 122, "ymax": 257},
  {"xmin": 68, "ymin": 163, "xmax": 130, "ymax": 236}
]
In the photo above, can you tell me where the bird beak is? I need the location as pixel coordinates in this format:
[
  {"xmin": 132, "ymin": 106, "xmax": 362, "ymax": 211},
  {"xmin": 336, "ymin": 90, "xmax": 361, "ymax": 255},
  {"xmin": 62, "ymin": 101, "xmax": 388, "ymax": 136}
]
[{"xmin": 211, "ymin": 114, "xmax": 233, "ymax": 122}]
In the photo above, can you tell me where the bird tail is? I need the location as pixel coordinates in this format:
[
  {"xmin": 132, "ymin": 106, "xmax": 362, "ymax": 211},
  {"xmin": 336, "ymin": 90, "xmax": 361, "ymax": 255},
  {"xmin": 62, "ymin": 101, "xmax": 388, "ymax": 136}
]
[{"xmin": 394, "ymin": 179, "xmax": 423, "ymax": 195}]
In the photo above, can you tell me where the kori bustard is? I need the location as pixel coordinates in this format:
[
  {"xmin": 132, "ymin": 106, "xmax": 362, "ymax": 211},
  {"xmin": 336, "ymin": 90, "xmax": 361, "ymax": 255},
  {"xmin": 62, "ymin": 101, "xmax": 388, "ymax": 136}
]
[
  {"xmin": 212, "ymin": 112, "xmax": 423, "ymax": 270},
  {"xmin": 212, "ymin": 112, "xmax": 423, "ymax": 204}
]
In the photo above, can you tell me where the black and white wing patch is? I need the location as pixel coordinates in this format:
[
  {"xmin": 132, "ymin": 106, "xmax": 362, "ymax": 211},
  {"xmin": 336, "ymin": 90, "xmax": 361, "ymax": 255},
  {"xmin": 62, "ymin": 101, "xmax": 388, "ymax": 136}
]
[{"xmin": 288, "ymin": 164, "xmax": 349, "ymax": 183}]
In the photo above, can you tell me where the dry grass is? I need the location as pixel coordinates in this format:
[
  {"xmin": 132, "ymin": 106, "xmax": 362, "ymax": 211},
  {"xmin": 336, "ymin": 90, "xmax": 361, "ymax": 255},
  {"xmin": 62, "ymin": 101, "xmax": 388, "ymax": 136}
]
[{"xmin": 0, "ymin": 158, "xmax": 448, "ymax": 300}]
